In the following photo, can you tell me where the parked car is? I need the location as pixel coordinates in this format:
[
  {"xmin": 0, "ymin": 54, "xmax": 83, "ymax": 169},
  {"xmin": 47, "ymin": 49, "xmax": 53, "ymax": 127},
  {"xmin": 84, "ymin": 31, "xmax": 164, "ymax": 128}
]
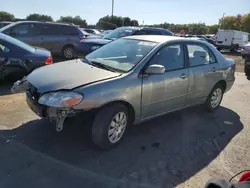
[
  {"xmin": 0, "ymin": 21, "xmax": 85, "ymax": 59},
  {"xmin": 196, "ymin": 35, "xmax": 215, "ymax": 45},
  {"xmin": 215, "ymin": 30, "xmax": 249, "ymax": 52},
  {"xmin": 245, "ymin": 58, "xmax": 250, "ymax": 77},
  {"xmin": 76, "ymin": 26, "xmax": 173, "ymax": 56},
  {"xmin": 14, "ymin": 36, "xmax": 235, "ymax": 149},
  {"xmin": 82, "ymin": 29, "xmax": 101, "ymax": 35},
  {"xmin": 0, "ymin": 33, "xmax": 52, "ymax": 80},
  {"xmin": 241, "ymin": 42, "xmax": 250, "ymax": 59},
  {"xmin": 101, "ymin": 30, "xmax": 113, "ymax": 36},
  {"xmin": 0, "ymin": 21, "xmax": 13, "ymax": 28}
]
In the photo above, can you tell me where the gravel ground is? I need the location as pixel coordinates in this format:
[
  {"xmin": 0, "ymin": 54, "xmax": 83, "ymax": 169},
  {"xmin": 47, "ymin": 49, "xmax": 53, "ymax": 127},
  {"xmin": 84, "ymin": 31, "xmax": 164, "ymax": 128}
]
[{"xmin": 0, "ymin": 67, "xmax": 249, "ymax": 187}]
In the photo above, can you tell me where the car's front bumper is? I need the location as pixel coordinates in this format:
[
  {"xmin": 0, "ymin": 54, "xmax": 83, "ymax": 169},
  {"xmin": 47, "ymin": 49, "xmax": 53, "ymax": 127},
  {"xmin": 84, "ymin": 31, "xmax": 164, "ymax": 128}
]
[{"xmin": 26, "ymin": 91, "xmax": 83, "ymax": 131}]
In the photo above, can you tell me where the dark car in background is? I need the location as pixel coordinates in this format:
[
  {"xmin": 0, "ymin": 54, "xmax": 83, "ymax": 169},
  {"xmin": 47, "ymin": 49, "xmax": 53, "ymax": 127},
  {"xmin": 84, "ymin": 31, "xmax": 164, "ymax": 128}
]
[
  {"xmin": 76, "ymin": 26, "xmax": 173, "ymax": 56},
  {"xmin": 82, "ymin": 28, "xmax": 101, "ymax": 35},
  {"xmin": 245, "ymin": 58, "xmax": 250, "ymax": 78},
  {"xmin": 0, "ymin": 21, "xmax": 13, "ymax": 28},
  {"xmin": 196, "ymin": 35, "xmax": 215, "ymax": 45},
  {"xmin": 0, "ymin": 21, "xmax": 85, "ymax": 59},
  {"xmin": 0, "ymin": 33, "xmax": 52, "ymax": 80}
]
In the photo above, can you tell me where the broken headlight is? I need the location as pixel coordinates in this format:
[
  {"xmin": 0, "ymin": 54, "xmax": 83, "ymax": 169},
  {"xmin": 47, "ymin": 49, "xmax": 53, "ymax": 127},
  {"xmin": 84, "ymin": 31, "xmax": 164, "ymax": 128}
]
[{"xmin": 38, "ymin": 91, "xmax": 83, "ymax": 108}]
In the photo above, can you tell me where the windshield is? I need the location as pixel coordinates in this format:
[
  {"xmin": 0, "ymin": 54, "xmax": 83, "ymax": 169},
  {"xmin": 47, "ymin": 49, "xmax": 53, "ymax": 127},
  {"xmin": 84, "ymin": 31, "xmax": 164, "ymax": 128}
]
[
  {"xmin": 103, "ymin": 27, "xmax": 137, "ymax": 39},
  {"xmin": 2, "ymin": 33, "xmax": 35, "ymax": 52},
  {"xmin": 85, "ymin": 38, "xmax": 157, "ymax": 72}
]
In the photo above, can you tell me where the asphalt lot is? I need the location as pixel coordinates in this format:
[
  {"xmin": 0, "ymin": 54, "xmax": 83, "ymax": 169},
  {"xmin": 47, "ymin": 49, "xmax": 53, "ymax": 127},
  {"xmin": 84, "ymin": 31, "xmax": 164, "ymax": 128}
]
[{"xmin": 0, "ymin": 55, "xmax": 249, "ymax": 187}]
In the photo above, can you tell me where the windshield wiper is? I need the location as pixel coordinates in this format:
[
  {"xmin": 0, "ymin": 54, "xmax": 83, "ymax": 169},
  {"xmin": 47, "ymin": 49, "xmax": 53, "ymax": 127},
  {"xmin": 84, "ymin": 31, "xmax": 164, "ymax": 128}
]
[
  {"xmin": 82, "ymin": 58, "xmax": 116, "ymax": 72},
  {"xmin": 91, "ymin": 61, "xmax": 116, "ymax": 72}
]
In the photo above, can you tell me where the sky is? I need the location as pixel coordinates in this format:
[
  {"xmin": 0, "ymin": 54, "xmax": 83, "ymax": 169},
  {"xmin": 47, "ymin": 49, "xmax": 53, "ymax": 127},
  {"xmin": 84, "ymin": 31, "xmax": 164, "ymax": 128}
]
[{"xmin": 1, "ymin": 0, "xmax": 250, "ymax": 25}]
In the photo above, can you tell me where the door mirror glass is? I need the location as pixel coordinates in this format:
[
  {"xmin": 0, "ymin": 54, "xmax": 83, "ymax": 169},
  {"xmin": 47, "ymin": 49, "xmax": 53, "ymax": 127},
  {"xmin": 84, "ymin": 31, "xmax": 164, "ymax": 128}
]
[{"xmin": 145, "ymin": 64, "xmax": 165, "ymax": 75}]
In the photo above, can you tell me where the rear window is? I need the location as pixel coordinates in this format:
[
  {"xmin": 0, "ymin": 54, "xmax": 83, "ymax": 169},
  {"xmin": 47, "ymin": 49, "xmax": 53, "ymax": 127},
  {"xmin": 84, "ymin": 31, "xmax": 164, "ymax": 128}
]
[{"xmin": 60, "ymin": 26, "xmax": 78, "ymax": 35}]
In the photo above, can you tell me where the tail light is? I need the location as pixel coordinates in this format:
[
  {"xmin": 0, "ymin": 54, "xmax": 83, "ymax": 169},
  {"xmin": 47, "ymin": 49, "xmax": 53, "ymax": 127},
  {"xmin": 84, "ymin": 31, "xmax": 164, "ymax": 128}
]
[
  {"xmin": 45, "ymin": 56, "xmax": 53, "ymax": 65},
  {"xmin": 239, "ymin": 171, "xmax": 250, "ymax": 182},
  {"xmin": 80, "ymin": 35, "xmax": 86, "ymax": 40}
]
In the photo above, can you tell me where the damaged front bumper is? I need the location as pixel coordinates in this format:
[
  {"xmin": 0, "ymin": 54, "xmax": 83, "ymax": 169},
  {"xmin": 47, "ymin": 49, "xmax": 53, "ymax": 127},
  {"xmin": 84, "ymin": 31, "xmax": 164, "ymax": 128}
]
[{"xmin": 26, "ymin": 90, "xmax": 82, "ymax": 131}]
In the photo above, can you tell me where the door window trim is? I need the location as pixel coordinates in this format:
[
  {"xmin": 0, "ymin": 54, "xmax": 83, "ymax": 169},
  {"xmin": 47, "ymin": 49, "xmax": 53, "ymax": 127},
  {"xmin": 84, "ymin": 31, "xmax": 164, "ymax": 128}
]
[
  {"xmin": 184, "ymin": 42, "xmax": 218, "ymax": 68},
  {"xmin": 142, "ymin": 42, "xmax": 187, "ymax": 74}
]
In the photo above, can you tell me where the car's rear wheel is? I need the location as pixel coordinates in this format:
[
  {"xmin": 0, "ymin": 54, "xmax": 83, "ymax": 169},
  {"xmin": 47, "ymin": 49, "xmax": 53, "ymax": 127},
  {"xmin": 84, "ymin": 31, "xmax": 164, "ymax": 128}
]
[
  {"xmin": 205, "ymin": 84, "xmax": 224, "ymax": 112},
  {"xmin": 62, "ymin": 45, "xmax": 75, "ymax": 60},
  {"xmin": 92, "ymin": 103, "xmax": 128, "ymax": 149}
]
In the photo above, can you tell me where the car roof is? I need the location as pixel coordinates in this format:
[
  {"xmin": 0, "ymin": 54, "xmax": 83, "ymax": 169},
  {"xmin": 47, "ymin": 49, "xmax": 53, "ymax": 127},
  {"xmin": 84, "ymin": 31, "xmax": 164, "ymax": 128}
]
[{"xmin": 124, "ymin": 35, "xmax": 203, "ymax": 43}]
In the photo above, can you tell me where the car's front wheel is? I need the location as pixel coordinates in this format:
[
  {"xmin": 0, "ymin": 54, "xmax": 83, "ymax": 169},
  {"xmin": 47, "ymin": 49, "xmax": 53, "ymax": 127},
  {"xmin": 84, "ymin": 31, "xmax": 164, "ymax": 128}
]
[
  {"xmin": 92, "ymin": 103, "xmax": 128, "ymax": 149},
  {"xmin": 205, "ymin": 84, "xmax": 224, "ymax": 112}
]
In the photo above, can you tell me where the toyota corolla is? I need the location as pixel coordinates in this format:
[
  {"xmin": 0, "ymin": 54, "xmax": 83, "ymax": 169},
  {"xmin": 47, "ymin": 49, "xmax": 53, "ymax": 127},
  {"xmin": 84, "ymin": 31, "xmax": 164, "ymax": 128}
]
[{"xmin": 13, "ymin": 35, "xmax": 235, "ymax": 149}]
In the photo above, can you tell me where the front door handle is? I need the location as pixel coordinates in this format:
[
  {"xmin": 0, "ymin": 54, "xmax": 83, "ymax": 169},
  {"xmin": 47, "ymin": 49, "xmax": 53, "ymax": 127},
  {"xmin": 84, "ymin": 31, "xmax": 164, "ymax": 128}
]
[
  {"xmin": 211, "ymin": 67, "xmax": 217, "ymax": 72},
  {"xmin": 180, "ymin": 73, "xmax": 187, "ymax": 79}
]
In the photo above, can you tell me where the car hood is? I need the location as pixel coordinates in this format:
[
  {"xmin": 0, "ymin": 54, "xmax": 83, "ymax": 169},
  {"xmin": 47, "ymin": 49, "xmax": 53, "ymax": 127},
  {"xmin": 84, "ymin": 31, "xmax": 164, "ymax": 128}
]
[
  {"xmin": 27, "ymin": 59, "xmax": 121, "ymax": 93},
  {"xmin": 80, "ymin": 38, "xmax": 112, "ymax": 45},
  {"xmin": 244, "ymin": 43, "xmax": 250, "ymax": 47}
]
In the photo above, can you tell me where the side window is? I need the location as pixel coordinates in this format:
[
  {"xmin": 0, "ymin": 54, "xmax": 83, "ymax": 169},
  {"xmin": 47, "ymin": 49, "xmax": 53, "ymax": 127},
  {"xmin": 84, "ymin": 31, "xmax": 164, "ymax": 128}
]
[
  {"xmin": 150, "ymin": 44, "xmax": 184, "ymax": 71},
  {"xmin": 61, "ymin": 26, "xmax": 78, "ymax": 35},
  {"xmin": 10, "ymin": 24, "xmax": 36, "ymax": 36},
  {"xmin": 135, "ymin": 29, "xmax": 162, "ymax": 35},
  {"xmin": 36, "ymin": 24, "xmax": 59, "ymax": 35},
  {"xmin": 187, "ymin": 44, "xmax": 216, "ymax": 67}
]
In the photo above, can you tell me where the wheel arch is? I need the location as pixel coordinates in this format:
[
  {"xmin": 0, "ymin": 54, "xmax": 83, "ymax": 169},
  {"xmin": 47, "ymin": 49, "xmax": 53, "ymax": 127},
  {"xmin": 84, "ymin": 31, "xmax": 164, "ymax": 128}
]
[
  {"xmin": 215, "ymin": 80, "xmax": 227, "ymax": 92},
  {"xmin": 99, "ymin": 100, "xmax": 136, "ymax": 124}
]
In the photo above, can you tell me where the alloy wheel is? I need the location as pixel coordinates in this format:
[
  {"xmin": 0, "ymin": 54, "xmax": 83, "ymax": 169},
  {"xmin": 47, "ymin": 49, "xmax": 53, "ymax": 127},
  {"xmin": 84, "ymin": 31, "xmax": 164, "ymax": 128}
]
[{"xmin": 108, "ymin": 112, "xmax": 127, "ymax": 143}]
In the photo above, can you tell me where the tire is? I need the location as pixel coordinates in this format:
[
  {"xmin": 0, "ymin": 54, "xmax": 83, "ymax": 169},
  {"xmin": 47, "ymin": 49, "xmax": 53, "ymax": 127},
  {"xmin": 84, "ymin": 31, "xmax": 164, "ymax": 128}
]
[
  {"xmin": 205, "ymin": 84, "xmax": 224, "ymax": 112},
  {"xmin": 92, "ymin": 103, "xmax": 128, "ymax": 149},
  {"xmin": 62, "ymin": 45, "xmax": 75, "ymax": 60}
]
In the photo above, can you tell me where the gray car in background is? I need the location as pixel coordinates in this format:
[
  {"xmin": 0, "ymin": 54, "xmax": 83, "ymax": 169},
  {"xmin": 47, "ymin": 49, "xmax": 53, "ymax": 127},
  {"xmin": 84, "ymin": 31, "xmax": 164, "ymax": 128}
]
[
  {"xmin": 14, "ymin": 36, "xmax": 235, "ymax": 149},
  {"xmin": 0, "ymin": 21, "xmax": 85, "ymax": 59}
]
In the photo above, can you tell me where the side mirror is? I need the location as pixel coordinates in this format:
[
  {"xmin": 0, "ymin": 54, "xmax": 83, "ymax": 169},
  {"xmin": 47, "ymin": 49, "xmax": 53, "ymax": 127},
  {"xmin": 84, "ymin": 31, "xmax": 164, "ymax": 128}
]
[{"xmin": 145, "ymin": 64, "xmax": 165, "ymax": 75}]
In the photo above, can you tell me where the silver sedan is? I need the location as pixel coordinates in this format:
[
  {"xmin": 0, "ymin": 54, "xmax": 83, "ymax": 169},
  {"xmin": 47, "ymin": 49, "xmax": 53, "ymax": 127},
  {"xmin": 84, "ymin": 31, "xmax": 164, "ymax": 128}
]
[{"xmin": 15, "ymin": 35, "xmax": 236, "ymax": 149}]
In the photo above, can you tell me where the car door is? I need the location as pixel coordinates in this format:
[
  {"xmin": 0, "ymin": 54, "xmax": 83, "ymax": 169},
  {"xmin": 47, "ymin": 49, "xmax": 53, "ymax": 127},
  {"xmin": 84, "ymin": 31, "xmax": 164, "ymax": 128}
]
[
  {"xmin": 141, "ymin": 43, "xmax": 189, "ymax": 119},
  {"xmin": 4, "ymin": 23, "xmax": 41, "ymax": 47},
  {"xmin": 185, "ymin": 42, "xmax": 220, "ymax": 105},
  {"xmin": 0, "ymin": 40, "xmax": 27, "ymax": 79}
]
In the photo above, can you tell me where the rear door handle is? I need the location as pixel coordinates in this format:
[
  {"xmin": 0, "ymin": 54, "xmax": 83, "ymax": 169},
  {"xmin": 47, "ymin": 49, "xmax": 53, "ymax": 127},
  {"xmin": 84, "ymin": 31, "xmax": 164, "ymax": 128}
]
[
  {"xmin": 180, "ymin": 73, "xmax": 187, "ymax": 79},
  {"xmin": 211, "ymin": 67, "xmax": 217, "ymax": 72}
]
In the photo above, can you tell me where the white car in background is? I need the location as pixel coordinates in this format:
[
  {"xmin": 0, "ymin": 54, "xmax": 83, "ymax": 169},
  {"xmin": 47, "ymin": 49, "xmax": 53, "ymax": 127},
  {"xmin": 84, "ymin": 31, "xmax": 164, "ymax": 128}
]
[
  {"xmin": 241, "ymin": 42, "xmax": 250, "ymax": 59},
  {"xmin": 215, "ymin": 30, "xmax": 249, "ymax": 52}
]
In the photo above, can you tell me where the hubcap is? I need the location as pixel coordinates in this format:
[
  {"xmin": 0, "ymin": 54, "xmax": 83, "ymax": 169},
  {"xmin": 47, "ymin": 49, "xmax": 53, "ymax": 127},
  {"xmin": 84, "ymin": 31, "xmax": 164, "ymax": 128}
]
[
  {"xmin": 108, "ymin": 112, "xmax": 127, "ymax": 143},
  {"xmin": 211, "ymin": 88, "xmax": 222, "ymax": 108},
  {"xmin": 64, "ymin": 48, "xmax": 74, "ymax": 59}
]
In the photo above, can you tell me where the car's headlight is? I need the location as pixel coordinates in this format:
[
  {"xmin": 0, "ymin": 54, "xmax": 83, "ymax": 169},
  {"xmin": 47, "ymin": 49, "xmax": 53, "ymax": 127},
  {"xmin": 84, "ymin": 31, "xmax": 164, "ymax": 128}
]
[
  {"xmin": 91, "ymin": 46, "xmax": 100, "ymax": 50},
  {"xmin": 38, "ymin": 91, "xmax": 83, "ymax": 108}
]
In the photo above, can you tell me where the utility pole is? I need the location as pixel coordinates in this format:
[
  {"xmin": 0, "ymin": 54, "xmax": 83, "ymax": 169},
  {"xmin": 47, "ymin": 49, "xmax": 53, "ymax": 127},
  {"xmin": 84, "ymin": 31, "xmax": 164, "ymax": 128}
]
[
  {"xmin": 111, "ymin": 0, "xmax": 114, "ymax": 22},
  {"xmin": 220, "ymin": 13, "xmax": 226, "ymax": 29}
]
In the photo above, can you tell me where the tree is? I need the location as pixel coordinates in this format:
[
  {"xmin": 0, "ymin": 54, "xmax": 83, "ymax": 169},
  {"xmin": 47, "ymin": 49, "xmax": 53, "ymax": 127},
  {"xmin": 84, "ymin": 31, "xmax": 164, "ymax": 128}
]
[
  {"xmin": 221, "ymin": 16, "xmax": 237, "ymax": 30},
  {"xmin": 241, "ymin": 13, "xmax": 250, "ymax": 33},
  {"xmin": 58, "ymin": 16, "xmax": 87, "ymax": 27},
  {"xmin": 26, "ymin": 13, "xmax": 53, "ymax": 21},
  {"xmin": 96, "ymin": 15, "xmax": 139, "ymax": 29},
  {"xmin": 0, "ymin": 11, "xmax": 15, "ymax": 21},
  {"xmin": 208, "ymin": 25, "xmax": 219, "ymax": 34}
]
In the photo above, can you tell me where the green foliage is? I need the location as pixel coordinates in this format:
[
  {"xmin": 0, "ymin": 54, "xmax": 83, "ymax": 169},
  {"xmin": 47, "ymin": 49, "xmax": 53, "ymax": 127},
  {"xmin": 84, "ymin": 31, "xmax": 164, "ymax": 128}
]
[
  {"xmin": 58, "ymin": 16, "xmax": 87, "ymax": 27},
  {"xmin": 26, "ymin": 13, "xmax": 53, "ymax": 21},
  {"xmin": 96, "ymin": 15, "xmax": 139, "ymax": 30},
  {"xmin": 0, "ymin": 11, "xmax": 15, "ymax": 21}
]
